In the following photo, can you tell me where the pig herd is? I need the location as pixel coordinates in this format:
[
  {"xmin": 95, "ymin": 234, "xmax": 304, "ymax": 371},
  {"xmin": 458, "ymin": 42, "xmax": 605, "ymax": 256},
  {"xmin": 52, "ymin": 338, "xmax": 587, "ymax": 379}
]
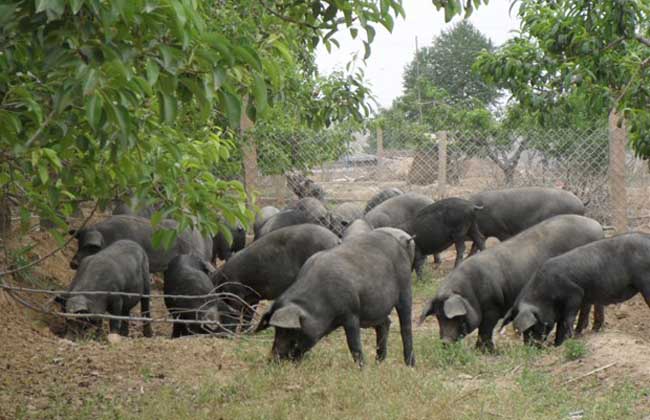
[{"xmin": 55, "ymin": 187, "xmax": 650, "ymax": 367}]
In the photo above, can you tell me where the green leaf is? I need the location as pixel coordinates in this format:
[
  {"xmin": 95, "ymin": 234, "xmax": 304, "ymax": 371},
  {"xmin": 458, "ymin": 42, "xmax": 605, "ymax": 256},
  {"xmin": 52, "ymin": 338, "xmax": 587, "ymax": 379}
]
[
  {"xmin": 43, "ymin": 148, "xmax": 62, "ymax": 170},
  {"xmin": 363, "ymin": 41, "xmax": 371, "ymax": 60},
  {"xmin": 151, "ymin": 211, "xmax": 163, "ymax": 228},
  {"xmin": 69, "ymin": 0, "xmax": 84, "ymax": 14},
  {"xmin": 273, "ymin": 41, "xmax": 294, "ymax": 65},
  {"xmin": 38, "ymin": 163, "xmax": 49, "ymax": 184},
  {"xmin": 146, "ymin": 60, "xmax": 160, "ymax": 86},
  {"xmin": 158, "ymin": 91, "xmax": 178, "ymax": 124},
  {"xmin": 205, "ymin": 33, "xmax": 235, "ymax": 65},
  {"xmin": 36, "ymin": 0, "xmax": 65, "ymax": 21},
  {"xmin": 253, "ymin": 74, "xmax": 268, "ymax": 114},
  {"xmin": 170, "ymin": 0, "xmax": 187, "ymax": 27},
  {"xmin": 0, "ymin": 4, "xmax": 17, "ymax": 26},
  {"xmin": 85, "ymin": 93, "xmax": 103, "ymax": 131},
  {"xmin": 219, "ymin": 90, "xmax": 241, "ymax": 128},
  {"xmin": 233, "ymin": 46, "xmax": 262, "ymax": 70},
  {"xmin": 83, "ymin": 68, "xmax": 99, "ymax": 96}
]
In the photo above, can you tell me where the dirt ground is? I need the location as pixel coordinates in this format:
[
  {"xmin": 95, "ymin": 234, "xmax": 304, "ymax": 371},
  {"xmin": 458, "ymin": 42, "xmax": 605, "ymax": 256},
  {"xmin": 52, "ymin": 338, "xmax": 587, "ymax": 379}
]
[
  {"xmin": 2, "ymin": 173, "xmax": 650, "ymax": 418},
  {"xmin": 2, "ymin": 227, "xmax": 650, "ymax": 419}
]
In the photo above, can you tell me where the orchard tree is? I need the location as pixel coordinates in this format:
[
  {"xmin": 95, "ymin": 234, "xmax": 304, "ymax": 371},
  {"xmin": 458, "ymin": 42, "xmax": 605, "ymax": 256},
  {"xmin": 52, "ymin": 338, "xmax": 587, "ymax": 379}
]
[
  {"xmin": 0, "ymin": 0, "xmax": 487, "ymax": 252},
  {"xmin": 474, "ymin": 0, "xmax": 650, "ymax": 157}
]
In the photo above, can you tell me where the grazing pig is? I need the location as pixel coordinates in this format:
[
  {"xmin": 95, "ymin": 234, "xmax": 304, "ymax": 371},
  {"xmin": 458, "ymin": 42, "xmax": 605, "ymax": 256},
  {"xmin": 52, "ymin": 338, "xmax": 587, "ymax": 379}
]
[
  {"xmin": 255, "ymin": 198, "xmax": 337, "ymax": 239},
  {"xmin": 211, "ymin": 224, "xmax": 341, "ymax": 330},
  {"xmin": 256, "ymin": 228, "xmax": 416, "ymax": 367},
  {"xmin": 364, "ymin": 188, "xmax": 404, "ymax": 213},
  {"xmin": 112, "ymin": 197, "xmax": 158, "ymax": 219},
  {"xmin": 56, "ymin": 240, "xmax": 152, "ymax": 338},
  {"xmin": 164, "ymin": 254, "xmax": 225, "ymax": 338},
  {"xmin": 365, "ymin": 192, "xmax": 434, "ymax": 279},
  {"xmin": 69, "ymin": 215, "xmax": 212, "ymax": 273},
  {"xmin": 467, "ymin": 187, "xmax": 585, "ymax": 253},
  {"xmin": 253, "ymin": 206, "xmax": 280, "ymax": 237},
  {"xmin": 331, "ymin": 202, "xmax": 364, "ymax": 235},
  {"xmin": 503, "ymin": 233, "xmax": 650, "ymax": 346},
  {"xmin": 403, "ymin": 198, "xmax": 485, "ymax": 268},
  {"xmin": 212, "ymin": 221, "xmax": 246, "ymax": 262},
  {"xmin": 253, "ymin": 209, "xmax": 311, "ymax": 240},
  {"xmin": 419, "ymin": 215, "xmax": 603, "ymax": 351},
  {"xmin": 364, "ymin": 192, "xmax": 433, "ymax": 229},
  {"xmin": 342, "ymin": 219, "xmax": 373, "ymax": 241}
]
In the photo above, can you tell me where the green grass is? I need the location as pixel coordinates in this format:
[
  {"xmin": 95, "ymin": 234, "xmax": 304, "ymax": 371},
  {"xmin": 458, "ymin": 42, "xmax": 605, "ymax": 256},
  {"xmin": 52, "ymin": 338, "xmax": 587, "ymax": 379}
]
[
  {"xmin": 564, "ymin": 338, "xmax": 588, "ymax": 361},
  {"xmin": 33, "ymin": 334, "xmax": 641, "ymax": 420},
  {"xmin": 13, "ymin": 268, "xmax": 646, "ymax": 420}
]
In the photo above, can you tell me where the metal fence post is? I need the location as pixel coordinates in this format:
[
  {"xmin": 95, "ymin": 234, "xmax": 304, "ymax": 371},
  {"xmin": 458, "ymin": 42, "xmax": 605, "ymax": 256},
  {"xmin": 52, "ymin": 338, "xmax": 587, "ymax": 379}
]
[
  {"xmin": 437, "ymin": 131, "xmax": 448, "ymax": 198},
  {"xmin": 241, "ymin": 103, "xmax": 257, "ymax": 208},
  {"xmin": 608, "ymin": 110, "xmax": 628, "ymax": 233},
  {"xmin": 376, "ymin": 126, "xmax": 384, "ymax": 165}
]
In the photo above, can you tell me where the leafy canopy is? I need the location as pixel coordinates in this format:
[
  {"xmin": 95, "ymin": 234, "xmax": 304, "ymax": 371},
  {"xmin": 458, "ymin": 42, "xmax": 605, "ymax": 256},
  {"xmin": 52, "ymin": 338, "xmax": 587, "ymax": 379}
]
[
  {"xmin": 474, "ymin": 0, "xmax": 650, "ymax": 156},
  {"xmin": 0, "ymin": 0, "xmax": 488, "ymax": 248}
]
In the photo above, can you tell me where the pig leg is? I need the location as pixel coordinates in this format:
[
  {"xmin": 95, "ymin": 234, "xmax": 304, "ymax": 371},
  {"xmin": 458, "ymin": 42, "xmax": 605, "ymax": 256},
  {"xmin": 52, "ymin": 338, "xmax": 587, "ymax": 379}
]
[
  {"xmin": 592, "ymin": 305, "xmax": 605, "ymax": 331},
  {"xmin": 433, "ymin": 253, "xmax": 442, "ymax": 266},
  {"xmin": 171, "ymin": 316, "xmax": 187, "ymax": 339},
  {"xmin": 468, "ymin": 222, "xmax": 486, "ymax": 254},
  {"xmin": 109, "ymin": 299, "xmax": 124, "ymax": 335},
  {"xmin": 343, "ymin": 316, "xmax": 364, "ymax": 367},
  {"xmin": 555, "ymin": 302, "xmax": 581, "ymax": 346},
  {"xmin": 374, "ymin": 318, "xmax": 391, "ymax": 362},
  {"xmin": 396, "ymin": 293, "xmax": 415, "ymax": 367},
  {"xmin": 413, "ymin": 250, "xmax": 426, "ymax": 281},
  {"xmin": 453, "ymin": 236, "xmax": 466, "ymax": 268},
  {"xmin": 575, "ymin": 302, "xmax": 591, "ymax": 335},
  {"xmin": 475, "ymin": 311, "xmax": 499, "ymax": 352},
  {"xmin": 119, "ymin": 306, "xmax": 130, "ymax": 337}
]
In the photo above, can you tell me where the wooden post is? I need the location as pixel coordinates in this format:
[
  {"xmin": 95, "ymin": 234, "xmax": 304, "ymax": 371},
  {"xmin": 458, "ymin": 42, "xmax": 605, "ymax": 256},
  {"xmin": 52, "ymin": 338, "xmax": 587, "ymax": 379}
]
[
  {"xmin": 271, "ymin": 175, "xmax": 286, "ymax": 208},
  {"xmin": 241, "ymin": 104, "xmax": 257, "ymax": 208},
  {"xmin": 376, "ymin": 127, "xmax": 384, "ymax": 165},
  {"xmin": 608, "ymin": 110, "xmax": 628, "ymax": 233},
  {"xmin": 437, "ymin": 131, "xmax": 448, "ymax": 199}
]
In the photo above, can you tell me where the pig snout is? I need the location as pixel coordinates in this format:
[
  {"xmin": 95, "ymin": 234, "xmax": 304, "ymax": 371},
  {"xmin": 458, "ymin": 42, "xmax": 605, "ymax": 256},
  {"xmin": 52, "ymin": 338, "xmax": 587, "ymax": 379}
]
[{"xmin": 69, "ymin": 256, "xmax": 80, "ymax": 269}]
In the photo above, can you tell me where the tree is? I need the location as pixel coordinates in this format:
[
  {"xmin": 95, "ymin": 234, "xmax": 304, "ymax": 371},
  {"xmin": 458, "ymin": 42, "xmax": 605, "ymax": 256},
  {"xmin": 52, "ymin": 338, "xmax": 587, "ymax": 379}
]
[
  {"xmin": 474, "ymin": 0, "xmax": 650, "ymax": 157},
  {"xmin": 0, "ymin": 0, "xmax": 488, "ymax": 257},
  {"xmin": 403, "ymin": 20, "xmax": 498, "ymax": 107}
]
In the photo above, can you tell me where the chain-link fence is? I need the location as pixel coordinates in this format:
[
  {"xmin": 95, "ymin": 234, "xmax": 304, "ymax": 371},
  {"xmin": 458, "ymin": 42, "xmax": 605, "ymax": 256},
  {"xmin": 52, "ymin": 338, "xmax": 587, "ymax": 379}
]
[{"xmin": 248, "ymin": 124, "xmax": 650, "ymax": 234}]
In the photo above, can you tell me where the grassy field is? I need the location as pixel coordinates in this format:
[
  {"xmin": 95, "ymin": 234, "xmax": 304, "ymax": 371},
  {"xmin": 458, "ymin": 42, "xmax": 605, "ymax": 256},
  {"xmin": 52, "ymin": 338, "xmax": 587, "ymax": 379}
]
[{"xmin": 4, "ymin": 265, "xmax": 649, "ymax": 420}]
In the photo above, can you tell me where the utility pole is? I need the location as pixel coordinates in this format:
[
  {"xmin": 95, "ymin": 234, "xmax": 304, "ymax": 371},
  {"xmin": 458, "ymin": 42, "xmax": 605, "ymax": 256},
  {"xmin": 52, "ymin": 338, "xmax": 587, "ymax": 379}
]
[{"xmin": 415, "ymin": 36, "xmax": 423, "ymax": 124}]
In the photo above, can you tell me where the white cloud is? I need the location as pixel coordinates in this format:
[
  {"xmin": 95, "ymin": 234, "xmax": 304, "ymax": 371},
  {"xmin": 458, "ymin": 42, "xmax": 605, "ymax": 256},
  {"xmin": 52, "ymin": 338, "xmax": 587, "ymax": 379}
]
[{"xmin": 315, "ymin": 0, "xmax": 520, "ymax": 109}]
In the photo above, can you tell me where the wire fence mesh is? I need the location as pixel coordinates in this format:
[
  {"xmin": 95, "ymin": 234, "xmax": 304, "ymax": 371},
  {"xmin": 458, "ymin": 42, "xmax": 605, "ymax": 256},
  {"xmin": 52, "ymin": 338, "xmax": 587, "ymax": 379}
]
[
  {"xmin": 252, "ymin": 125, "xmax": 650, "ymax": 234},
  {"xmin": 3, "ymin": 122, "xmax": 649, "ymax": 339}
]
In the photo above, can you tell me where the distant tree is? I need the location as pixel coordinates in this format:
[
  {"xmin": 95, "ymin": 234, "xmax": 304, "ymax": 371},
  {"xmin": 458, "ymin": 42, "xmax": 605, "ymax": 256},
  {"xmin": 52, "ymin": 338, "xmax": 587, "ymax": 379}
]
[{"xmin": 403, "ymin": 21, "xmax": 499, "ymax": 107}]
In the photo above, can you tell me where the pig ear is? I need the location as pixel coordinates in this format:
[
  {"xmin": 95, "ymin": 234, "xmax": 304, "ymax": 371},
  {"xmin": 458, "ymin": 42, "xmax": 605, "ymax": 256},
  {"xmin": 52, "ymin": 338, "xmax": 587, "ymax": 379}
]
[
  {"xmin": 199, "ymin": 260, "xmax": 217, "ymax": 275},
  {"xmin": 54, "ymin": 295, "xmax": 67, "ymax": 310},
  {"xmin": 418, "ymin": 299, "xmax": 436, "ymax": 325},
  {"xmin": 513, "ymin": 310, "xmax": 537, "ymax": 334},
  {"xmin": 443, "ymin": 295, "xmax": 468, "ymax": 319},
  {"xmin": 84, "ymin": 230, "xmax": 104, "ymax": 248},
  {"xmin": 501, "ymin": 307, "xmax": 517, "ymax": 328},
  {"xmin": 255, "ymin": 310, "xmax": 273, "ymax": 332},
  {"xmin": 269, "ymin": 305, "xmax": 303, "ymax": 330}
]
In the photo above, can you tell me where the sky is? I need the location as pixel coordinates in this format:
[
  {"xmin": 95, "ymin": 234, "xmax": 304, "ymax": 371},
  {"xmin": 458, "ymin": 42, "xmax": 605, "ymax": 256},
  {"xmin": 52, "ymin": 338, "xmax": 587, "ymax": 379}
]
[{"xmin": 315, "ymin": 0, "xmax": 521, "ymax": 110}]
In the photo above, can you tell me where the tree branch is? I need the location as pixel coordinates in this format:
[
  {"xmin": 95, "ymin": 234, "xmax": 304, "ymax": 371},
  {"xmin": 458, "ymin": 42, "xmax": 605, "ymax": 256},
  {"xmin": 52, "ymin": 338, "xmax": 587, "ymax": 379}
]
[
  {"xmin": 24, "ymin": 109, "xmax": 56, "ymax": 148},
  {"xmin": 0, "ymin": 202, "xmax": 98, "ymax": 278},
  {"xmin": 635, "ymin": 35, "xmax": 650, "ymax": 48}
]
